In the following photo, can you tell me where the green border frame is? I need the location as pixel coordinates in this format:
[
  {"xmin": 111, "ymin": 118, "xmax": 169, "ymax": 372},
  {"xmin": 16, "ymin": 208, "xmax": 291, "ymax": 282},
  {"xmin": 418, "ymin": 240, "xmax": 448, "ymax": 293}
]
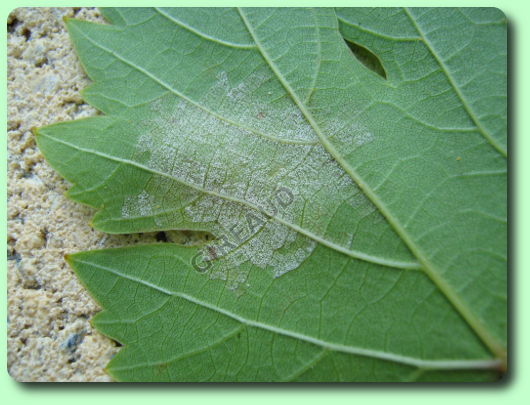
[{"xmin": 2, "ymin": 0, "xmax": 527, "ymax": 400}]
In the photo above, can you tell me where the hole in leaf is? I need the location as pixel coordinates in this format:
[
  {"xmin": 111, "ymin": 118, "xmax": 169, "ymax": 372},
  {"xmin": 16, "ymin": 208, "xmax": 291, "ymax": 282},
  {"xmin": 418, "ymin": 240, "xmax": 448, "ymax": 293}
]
[{"xmin": 343, "ymin": 39, "xmax": 387, "ymax": 79}]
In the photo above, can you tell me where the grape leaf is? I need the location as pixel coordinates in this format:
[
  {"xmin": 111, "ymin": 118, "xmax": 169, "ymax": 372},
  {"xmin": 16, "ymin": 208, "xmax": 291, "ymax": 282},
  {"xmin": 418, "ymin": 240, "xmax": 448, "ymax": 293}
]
[{"xmin": 35, "ymin": 7, "xmax": 507, "ymax": 382}]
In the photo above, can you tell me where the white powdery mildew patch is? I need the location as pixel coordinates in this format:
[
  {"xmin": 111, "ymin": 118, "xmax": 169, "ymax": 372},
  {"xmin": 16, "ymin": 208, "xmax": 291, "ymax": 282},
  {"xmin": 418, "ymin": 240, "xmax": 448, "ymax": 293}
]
[
  {"xmin": 353, "ymin": 131, "xmax": 374, "ymax": 146},
  {"xmin": 124, "ymin": 69, "xmax": 378, "ymax": 289},
  {"xmin": 270, "ymin": 240, "xmax": 317, "ymax": 278},
  {"xmin": 121, "ymin": 190, "xmax": 155, "ymax": 219},
  {"xmin": 185, "ymin": 194, "xmax": 315, "ymax": 289},
  {"xmin": 213, "ymin": 71, "xmax": 317, "ymax": 143},
  {"xmin": 326, "ymin": 119, "xmax": 375, "ymax": 156}
]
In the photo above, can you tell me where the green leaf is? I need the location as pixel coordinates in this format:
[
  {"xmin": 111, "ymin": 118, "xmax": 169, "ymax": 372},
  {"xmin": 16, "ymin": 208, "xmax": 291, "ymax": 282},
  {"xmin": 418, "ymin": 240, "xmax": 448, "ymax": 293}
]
[{"xmin": 35, "ymin": 7, "xmax": 507, "ymax": 382}]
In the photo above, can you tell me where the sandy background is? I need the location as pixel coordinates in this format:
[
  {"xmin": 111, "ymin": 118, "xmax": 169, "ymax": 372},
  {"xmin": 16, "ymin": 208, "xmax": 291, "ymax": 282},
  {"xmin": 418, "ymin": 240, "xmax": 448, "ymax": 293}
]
[{"xmin": 6, "ymin": 7, "xmax": 190, "ymax": 382}]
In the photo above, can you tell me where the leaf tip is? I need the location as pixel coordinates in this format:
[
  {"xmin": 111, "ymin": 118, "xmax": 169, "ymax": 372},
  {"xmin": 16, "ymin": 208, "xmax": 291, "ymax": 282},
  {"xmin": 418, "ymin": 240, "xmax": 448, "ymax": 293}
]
[
  {"xmin": 62, "ymin": 15, "xmax": 72, "ymax": 27},
  {"xmin": 64, "ymin": 252, "xmax": 81, "ymax": 268},
  {"xmin": 103, "ymin": 365, "xmax": 118, "ymax": 382},
  {"xmin": 62, "ymin": 16, "xmax": 81, "ymax": 32},
  {"xmin": 30, "ymin": 126, "xmax": 40, "ymax": 138}
]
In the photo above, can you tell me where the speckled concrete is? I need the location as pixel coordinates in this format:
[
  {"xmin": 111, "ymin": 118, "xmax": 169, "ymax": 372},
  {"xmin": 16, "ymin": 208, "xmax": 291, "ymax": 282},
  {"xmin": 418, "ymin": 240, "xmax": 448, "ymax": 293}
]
[{"xmin": 6, "ymin": 7, "xmax": 199, "ymax": 382}]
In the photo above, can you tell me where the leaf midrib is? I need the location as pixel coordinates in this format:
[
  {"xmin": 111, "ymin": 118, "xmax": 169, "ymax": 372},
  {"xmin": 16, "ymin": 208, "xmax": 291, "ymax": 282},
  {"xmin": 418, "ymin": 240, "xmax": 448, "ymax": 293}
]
[
  {"xmin": 236, "ymin": 7, "xmax": 506, "ymax": 363},
  {"xmin": 75, "ymin": 257, "xmax": 501, "ymax": 371}
]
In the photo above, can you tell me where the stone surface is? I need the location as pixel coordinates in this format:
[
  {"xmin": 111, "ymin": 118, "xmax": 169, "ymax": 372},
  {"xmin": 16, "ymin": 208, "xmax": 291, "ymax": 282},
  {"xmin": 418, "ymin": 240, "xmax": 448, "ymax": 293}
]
[{"xmin": 6, "ymin": 7, "xmax": 200, "ymax": 382}]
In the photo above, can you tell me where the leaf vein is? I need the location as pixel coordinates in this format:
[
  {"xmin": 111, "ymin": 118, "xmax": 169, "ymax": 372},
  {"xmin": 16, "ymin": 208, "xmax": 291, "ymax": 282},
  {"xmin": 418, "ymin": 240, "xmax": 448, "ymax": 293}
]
[{"xmin": 77, "ymin": 258, "xmax": 501, "ymax": 371}]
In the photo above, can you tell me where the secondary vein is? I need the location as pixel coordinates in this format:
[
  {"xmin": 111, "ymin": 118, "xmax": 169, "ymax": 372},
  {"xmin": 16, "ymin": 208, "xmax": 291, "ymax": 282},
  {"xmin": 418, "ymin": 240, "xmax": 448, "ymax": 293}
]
[
  {"xmin": 154, "ymin": 7, "xmax": 257, "ymax": 50},
  {"xmin": 76, "ymin": 258, "xmax": 502, "ymax": 371},
  {"xmin": 40, "ymin": 132, "xmax": 420, "ymax": 271},
  {"xmin": 403, "ymin": 7, "xmax": 507, "ymax": 158}
]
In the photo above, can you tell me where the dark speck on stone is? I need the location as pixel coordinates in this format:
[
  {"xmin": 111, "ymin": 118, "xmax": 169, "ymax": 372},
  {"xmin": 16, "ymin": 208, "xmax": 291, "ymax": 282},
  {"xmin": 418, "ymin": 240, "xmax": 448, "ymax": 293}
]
[
  {"xmin": 62, "ymin": 333, "xmax": 84, "ymax": 352},
  {"xmin": 7, "ymin": 252, "xmax": 22, "ymax": 263}
]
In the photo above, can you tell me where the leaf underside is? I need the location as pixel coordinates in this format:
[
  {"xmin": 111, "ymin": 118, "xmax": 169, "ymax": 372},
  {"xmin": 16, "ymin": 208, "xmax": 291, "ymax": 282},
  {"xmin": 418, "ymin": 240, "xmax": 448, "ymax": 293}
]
[{"xmin": 36, "ymin": 7, "xmax": 507, "ymax": 382}]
